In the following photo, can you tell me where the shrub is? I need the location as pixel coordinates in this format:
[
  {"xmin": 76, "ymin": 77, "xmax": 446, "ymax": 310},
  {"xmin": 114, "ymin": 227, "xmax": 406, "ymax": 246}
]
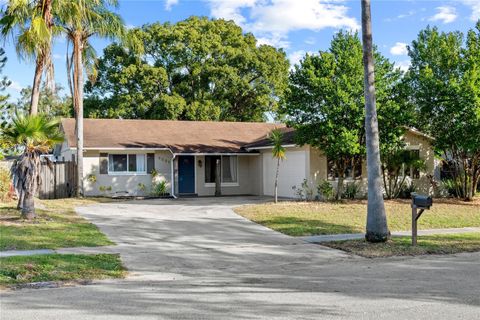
[
  {"xmin": 152, "ymin": 180, "xmax": 168, "ymax": 196},
  {"xmin": 0, "ymin": 167, "xmax": 12, "ymax": 201},
  {"xmin": 342, "ymin": 182, "xmax": 360, "ymax": 199},
  {"xmin": 292, "ymin": 179, "xmax": 314, "ymax": 201},
  {"xmin": 399, "ymin": 182, "xmax": 416, "ymax": 199},
  {"xmin": 441, "ymin": 178, "xmax": 463, "ymax": 198},
  {"xmin": 317, "ymin": 180, "xmax": 334, "ymax": 201}
]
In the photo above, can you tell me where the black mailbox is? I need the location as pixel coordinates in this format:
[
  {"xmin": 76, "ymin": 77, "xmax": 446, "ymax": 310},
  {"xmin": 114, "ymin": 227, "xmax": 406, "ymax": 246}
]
[{"xmin": 412, "ymin": 193, "xmax": 432, "ymax": 209}]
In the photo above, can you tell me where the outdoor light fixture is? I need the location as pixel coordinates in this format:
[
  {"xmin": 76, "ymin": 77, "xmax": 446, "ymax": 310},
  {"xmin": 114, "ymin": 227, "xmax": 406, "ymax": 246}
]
[{"xmin": 198, "ymin": 160, "xmax": 203, "ymax": 167}]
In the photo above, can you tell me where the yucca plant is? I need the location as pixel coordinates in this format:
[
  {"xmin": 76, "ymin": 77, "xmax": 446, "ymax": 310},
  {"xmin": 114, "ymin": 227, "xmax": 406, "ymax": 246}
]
[{"xmin": 2, "ymin": 113, "xmax": 63, "ymax": 219}]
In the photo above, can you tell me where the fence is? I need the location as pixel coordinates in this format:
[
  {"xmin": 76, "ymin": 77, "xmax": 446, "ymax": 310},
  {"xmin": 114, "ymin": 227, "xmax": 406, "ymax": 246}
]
[{"xmin": 38, "ymin": 161, "xmax": 77, "ymax": 199}]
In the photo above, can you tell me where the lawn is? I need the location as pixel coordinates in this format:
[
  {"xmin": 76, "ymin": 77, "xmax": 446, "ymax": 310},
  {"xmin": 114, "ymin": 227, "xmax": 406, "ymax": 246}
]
[
  {"xmin": 0, "ymin": 253, "xmax": 126, "ymax": 287},
  {"xmin": 323, "ymin": 233, "xmax": 480, "ymax": 258},
  {"xmin": 0, "ymin": 198, "xmax": 115, "ymax": 251},
  {"xmin": 234, "ymin": 198, "xmax": 480, "ymax": 236}
]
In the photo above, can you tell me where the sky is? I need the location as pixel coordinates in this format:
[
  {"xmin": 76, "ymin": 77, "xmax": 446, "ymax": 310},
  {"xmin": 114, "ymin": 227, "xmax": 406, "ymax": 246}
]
[{"xmin": 1, "ymin": 0, "xmax": 480, "ymax": 101}]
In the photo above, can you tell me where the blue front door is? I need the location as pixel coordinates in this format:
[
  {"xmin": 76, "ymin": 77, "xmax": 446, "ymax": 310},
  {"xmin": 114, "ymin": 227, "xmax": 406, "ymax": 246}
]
[{"xmin": 178, "ymin": 156, "xmax": 195, "ymax": 194}]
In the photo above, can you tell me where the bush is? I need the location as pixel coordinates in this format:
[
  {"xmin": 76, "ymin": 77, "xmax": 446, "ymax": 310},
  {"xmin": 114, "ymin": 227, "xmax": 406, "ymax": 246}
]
[
  {"xmin": 342, "ymin": 182, "xmax": 360, "ymax": 199},
  {"xmin": 292, "ymin": 179, "xmax": 314, "ymax": 201},
  {"xmin": 0, "ymin": 167, "xmax": 12, "ymax": 201},
  {"xmin": 317, "ymin": 180, "xmax": 334, "ymax": 201},
  {"xmin": 441, "ymin": 178, "xmax": 463, "ymax": 198},
  {"xmin": 152, "ymin": 180, "xmax": 168, "ymax": 196},
  {"xmin": 399, "ymin": 182, "xmax": 416, "ymax": 199}
]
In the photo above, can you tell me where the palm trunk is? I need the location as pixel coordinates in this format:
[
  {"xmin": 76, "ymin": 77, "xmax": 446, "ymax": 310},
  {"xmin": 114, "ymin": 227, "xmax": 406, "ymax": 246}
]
[
  {"xmin": 21, "ymin": 190, "xmax": 36, "ymax": 220},
  {"xmin": 362, "ymin": 0, "xmax": 390, "ymax": 242},
  {"xmin": 30, "ymin": 56, "xmax": 43, "ymax": 115},
  {"xmin": 73, "ymin": 33, "xmax": 84, "ymax": 197},
  {"xmin": 274, "ymin": 157, "xmax": 280, "ymax": 203},
  {"xmin": 16, "ymin": 189, "xmax": 24, "ymax": 210}
]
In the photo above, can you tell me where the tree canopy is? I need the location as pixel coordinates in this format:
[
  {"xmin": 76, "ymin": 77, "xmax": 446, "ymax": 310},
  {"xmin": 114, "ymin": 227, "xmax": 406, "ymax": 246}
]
[
  {"xmin": 85, "ymin": 16, "xmax": 290, "ymax": 121},
  {"xmin": 406, "ymin": 22, "xmax": 480, "ymax": 199},
  {"xmin": 283, "ymin": 31, "xmax": 408, "ymax": 197}
]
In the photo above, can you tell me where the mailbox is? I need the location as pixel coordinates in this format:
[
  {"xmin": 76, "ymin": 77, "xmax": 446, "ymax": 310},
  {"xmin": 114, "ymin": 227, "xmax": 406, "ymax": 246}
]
[
  {"xmin": 411, "ymin": 193, "xmax": 432, "ymax": 209},
  {"xmin": 411, "ymin": 193, "xmax": 433, "ymax": 246}
]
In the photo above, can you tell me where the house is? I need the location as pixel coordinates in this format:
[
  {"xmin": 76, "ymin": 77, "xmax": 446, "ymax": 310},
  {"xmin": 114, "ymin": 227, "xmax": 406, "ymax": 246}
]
[{"xmin": 56, "ymin": 118, "xmax": 438, "ymax": 198}]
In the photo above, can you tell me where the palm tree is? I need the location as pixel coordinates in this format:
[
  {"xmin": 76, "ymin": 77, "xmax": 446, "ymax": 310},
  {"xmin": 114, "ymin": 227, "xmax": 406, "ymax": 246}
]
[
  {"xmin": 3, "ymin": 113, "xmax": 63, "ymax": 219},
  {"xmin": 0, "ymin": 0, "xmax": 57, "ymax": 115},
  {"xmin": 361, "ymin": 0, "xmax": 390, "ymax": 242},
  {"xmin": 58, "ymin": 0, "xmax": 125, "ymax": 197},
  {"xmin": 269, "ymin": 128, "xmax": 286, "ymax": 203}
]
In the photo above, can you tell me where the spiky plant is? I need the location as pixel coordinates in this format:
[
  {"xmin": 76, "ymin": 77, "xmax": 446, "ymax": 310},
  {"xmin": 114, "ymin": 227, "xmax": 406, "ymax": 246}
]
[{"xmin": 2, "ymin": 113, "xmax": 63, "ymax": 219}]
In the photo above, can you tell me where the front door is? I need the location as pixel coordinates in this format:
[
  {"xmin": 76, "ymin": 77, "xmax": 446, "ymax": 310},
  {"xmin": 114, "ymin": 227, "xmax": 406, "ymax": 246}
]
[{"xmin": 178, "ymin": 156, "xmax": 195, "ymax": 194}]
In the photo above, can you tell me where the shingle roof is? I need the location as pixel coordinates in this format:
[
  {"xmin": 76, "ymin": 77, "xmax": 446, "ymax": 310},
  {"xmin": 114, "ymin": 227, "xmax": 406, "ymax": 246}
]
[
  {"xmin": 60, "ymin": 118, "xmax": 285, "ymax": 153},
  {"xmin": 243, "ymin": 127, "xmax": 296, "ymax": 149}
]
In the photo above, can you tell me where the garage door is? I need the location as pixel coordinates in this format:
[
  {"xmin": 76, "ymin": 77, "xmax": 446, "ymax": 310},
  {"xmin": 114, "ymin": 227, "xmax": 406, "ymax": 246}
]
[{"xmin": 263, "ymin": 150, "xmax": 306, "ymax": 198}]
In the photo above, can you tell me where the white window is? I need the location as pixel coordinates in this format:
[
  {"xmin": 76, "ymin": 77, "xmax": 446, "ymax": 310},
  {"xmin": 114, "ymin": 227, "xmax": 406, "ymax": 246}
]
[
  {"xmin": 204, "ymin": 155, "xmax": 238, "ymax": 184},
  {"xmin": 108, "ymin": 154, "xmax": 146, "ymax": 174}
]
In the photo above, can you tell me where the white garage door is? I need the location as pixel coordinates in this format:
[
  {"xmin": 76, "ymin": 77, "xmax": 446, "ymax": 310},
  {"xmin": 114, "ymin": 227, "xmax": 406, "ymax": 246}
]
[{"xmin": 263, "ymin": 150, "xmax": 306, "ymax": 198}]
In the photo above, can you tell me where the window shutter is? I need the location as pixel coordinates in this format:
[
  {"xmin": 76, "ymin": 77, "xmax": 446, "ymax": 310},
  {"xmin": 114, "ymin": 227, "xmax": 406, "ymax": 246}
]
[
  {"xmin": 99, "ymin": 153, "xmax": 108, "ymax": 174},
  {"xmin": 147, "ymin": 153, "xmax": 155, "ymax": 173}
]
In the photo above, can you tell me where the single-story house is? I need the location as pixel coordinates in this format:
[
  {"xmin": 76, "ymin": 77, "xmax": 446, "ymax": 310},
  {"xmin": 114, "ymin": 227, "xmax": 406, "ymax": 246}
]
[{"xmin": 56, "ymin": 118, "xmax": 439, "ymax": 198}]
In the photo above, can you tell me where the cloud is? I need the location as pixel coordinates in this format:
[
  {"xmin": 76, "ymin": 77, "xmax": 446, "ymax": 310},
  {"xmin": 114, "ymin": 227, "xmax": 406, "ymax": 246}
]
[
  {"xmin": 207, "ymin": 0, "xmax": 358, "ymax": 49},
  {"xmin": 384, "ymin": 10, "xmax": 416, "ymax": 22},
  {"xmin": 53, "ymin": 53, "xmax": 64, "ymax": 61},
  {"xmin": 390, "ymin": 42, "xmax": 408, "ymax": 56},
  {"xmin": 395, "ymin": 60, "xmax": 411, "ymax": 72},
  {"xmin": 459, "ymin": 0, "xmax": 480, "ymax": 21},
  {"xmin": 165, "ymin": 0, "xmax": 179, "ymax": 11},
  {"xmin": 429, "ymin": 6, "xmax": 457, "ymax": 24},
  {"xmin": 8, "ymin": 81, "xmax": 23, "ymax": 93}
]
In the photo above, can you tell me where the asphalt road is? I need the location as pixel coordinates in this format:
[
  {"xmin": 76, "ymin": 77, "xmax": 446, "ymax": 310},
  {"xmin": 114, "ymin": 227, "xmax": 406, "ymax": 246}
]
[{"xmin": 1, "ymin": 197, "xmax": 479, "ymax": 319}]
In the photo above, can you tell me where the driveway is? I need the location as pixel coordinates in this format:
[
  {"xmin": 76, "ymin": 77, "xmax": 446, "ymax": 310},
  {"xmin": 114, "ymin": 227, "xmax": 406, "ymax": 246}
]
[{"xmin": 1, "ymin": 196, "xmax": 479, "ymax": 319}]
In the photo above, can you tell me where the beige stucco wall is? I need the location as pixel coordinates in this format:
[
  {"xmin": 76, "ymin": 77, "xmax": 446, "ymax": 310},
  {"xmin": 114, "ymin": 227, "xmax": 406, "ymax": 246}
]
[
  {"xmin": 193, "ymin": 155, "xmax": 261, "ymax": 196},
  {"xmin": 82, "ymin": 150, "xmax": 173, "ymax": 197}
]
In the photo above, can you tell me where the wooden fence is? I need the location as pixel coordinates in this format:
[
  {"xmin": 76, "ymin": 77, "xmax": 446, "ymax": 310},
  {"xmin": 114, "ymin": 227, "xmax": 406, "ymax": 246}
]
[{"xmin": 38, "ymin": 161, "xmax": 77, "ymax": 199}]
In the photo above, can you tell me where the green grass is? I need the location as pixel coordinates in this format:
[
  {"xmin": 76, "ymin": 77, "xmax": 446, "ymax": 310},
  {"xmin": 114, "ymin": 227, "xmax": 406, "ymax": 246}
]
[
  {"xmin": 0, "ymin": 198, "xmax": 115, "ymax": 250},
  {"xmin": 323, "ymin": 233, "xmax": 480, "ymax": 258},
  {"xmin": 235, "ymin": 198, "xmax": 480, "ymax": 236},
  {"xmin": 0, "ymin": 253, "xmax": 126, "ymax": 287}
]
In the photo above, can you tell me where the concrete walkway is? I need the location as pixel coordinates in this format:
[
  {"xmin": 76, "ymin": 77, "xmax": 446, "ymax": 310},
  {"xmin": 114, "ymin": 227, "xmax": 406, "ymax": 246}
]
[
  {"xmin": 1, "ymin": 197, "xmax": 479, "ymax": 320},
  {"xmin": 300, "ymin": 227, "xmax": 480, "ymax": 243},
  {"xmin": 0, "ymin": 246, "xmax": 119, "ymax": 258}
]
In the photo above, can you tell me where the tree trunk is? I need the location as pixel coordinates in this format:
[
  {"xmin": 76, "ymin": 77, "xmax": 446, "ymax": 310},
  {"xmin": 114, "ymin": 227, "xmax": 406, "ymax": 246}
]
[
  {"xmin": 361, "ymin": 0, "xmax": 390, "ymax": 242},
  {"xmin": 274, "ymin": 157, "xmax": 280, "ymax": 203},
  {"xmin": 73, "ymin": 33, "xmax": 84, "ymax": 197},
  {"xmin": 30, "ymin": 56, "xmax": 44, "ymax": 115},
  {"xmin": 21, "ymin": 190, "xmax": 36, "ymax": 220},
  {"xmin": 215, "ymin": 158, "xmax": 221, "ymax": 196},
  {"xmin": 336, "ymin": 175, "xmax": 344, "ymax": 200},
  {"xmin": 16, "ymin": 189, "xmax": 24, "ymax": 210}
]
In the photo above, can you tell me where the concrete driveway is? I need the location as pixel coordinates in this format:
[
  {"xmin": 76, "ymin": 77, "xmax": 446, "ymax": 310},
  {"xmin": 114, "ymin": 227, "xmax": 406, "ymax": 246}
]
[{"xmin": 1, "ymin": 196, "xmax": 479, "ymax": 319}]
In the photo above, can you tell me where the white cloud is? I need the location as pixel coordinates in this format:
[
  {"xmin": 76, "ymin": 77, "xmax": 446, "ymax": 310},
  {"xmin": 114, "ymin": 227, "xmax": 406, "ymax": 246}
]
[
  {"xmin": 8, "ymin": 81, "xmax": 23, "ymax": 93},
  {"xmin": 53, "ymin": 53, "xmax": 64, "ymax": 61},
  {"xmin": 165, "ymin": 0, "xmax": 179, "ymax": 11},
  {"xmin": 208, "ymin": 0, "xmax": 358, "ymax": 49},
  {"xmin": 395, "ymin": 60, "xmax": 411, "ymax": 72},
  {"xmin": 288, "ymin": 50, "xmax": 315, "ymax": 70},
  {"xmin": 459, "ymin": 0, "xmax": 480, "ymax": 21},
  {"xmin": 429, "ymin": 6, "xmax": 457, "ymax": 24},
  {"xmin": 304, "ymin": 37, "xmax": 315, "ymax": 45},
  {"xmin": 390, "ymin": 42, "xmax": 408, "ymax": 56}
]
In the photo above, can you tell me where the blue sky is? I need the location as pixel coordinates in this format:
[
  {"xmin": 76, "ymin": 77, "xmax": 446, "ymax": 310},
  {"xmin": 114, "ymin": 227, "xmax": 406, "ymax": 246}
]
[{"xmin": 2, "ymin": 0, "xmax": 480, "ymax": 101}]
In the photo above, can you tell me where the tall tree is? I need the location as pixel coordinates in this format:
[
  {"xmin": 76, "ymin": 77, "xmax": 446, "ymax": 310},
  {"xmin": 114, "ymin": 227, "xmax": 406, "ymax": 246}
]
[
  {"xmin": 284, "ymin": 31, "xmax": 402, "ymax": 201},
  {"xmin": 59, "ymin": 0, "xmax": 125, "ymax": 197},
  {"xmin": 361, "ymin": 0, "xmax": 390, "ymax": 242},
  {"xmin": 0, "ymin": 48, "xmax": 13, "ymax": 159},
  {"xmin": 269, "ymin": 128, "xmax": 286, "ymax": 204},
  {"xmin": 85, "ymin": 17, "xmax": 289, "ymax": 121},
  {"xmin": 0, "ymin": 0, "xmax": 56, "ymax": 115},
  {"xmin": 407, "ymin": 23, "xmax": 480, "ymax": 200},
  {"xmin": 3, "ymin": 113, "xmax": 63, "ymax": 218},
  {"xmin": 14, "ymin": 83, "xmax": 72, "ymax": 117}
]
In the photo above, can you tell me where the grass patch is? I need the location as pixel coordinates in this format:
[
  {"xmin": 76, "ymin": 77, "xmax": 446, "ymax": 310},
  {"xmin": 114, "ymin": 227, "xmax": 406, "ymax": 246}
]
[
  {"xmin": 0, "ymin": 253, "xmax": 125, "ymax": 287},
  {"xmin": 235, "ymin": 198, "xmax": 480, "ymax": 236},
  {"xmin": 323, "ymin": 233, "xmax": 480, "ymax": 258},
  {"xmin": 0, "ymin": 198, "xmax": 115, "ymax": 250}
]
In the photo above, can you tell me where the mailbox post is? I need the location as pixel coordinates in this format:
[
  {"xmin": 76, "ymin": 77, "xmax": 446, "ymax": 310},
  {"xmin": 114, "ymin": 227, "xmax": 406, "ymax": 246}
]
[{"xmin": 411, "ymin": 193, "xmax": 433, "ymax": 246}]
